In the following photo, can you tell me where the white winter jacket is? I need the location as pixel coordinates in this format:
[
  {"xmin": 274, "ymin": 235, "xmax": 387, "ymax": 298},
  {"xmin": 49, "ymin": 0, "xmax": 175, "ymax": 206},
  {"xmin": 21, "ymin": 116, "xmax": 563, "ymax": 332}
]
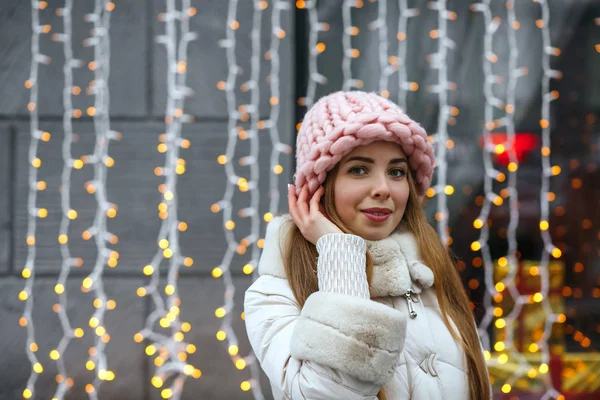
[{"xmin": 244, "ymin": 215, "xmax": 476, "ymax": 399}]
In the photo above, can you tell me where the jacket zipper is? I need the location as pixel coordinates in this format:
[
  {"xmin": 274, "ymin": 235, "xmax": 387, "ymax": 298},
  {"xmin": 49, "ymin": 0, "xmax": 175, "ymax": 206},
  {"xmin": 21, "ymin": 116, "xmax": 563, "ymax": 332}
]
[{"xmin": 405, "ymin": 289, "xmax": 418, "ymax": 319}]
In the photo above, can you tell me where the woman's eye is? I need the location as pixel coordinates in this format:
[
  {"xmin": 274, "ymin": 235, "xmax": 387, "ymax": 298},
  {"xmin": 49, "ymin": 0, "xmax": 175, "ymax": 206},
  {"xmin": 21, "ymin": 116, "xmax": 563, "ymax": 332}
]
[
  {"xmin": 348, "ymin": 166, "xmax": 366, "ymax": 175},
  {"xmin": 390, "ymin": 169, "xmax": 406, "ymax": 177}
]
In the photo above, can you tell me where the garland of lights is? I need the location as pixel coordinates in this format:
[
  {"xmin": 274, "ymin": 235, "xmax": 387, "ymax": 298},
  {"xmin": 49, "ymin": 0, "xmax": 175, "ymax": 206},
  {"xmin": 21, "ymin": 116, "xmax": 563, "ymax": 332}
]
[
  {"xmin": 396, "ymin": 0, "xmax": 419, "ymax": 110},
  {"xmin": 134, "ymin": 1, "xmax": 199, "ymax": 399},
  {"xmin": 215, "ymin": 1, "xmax": 289, "ymax": 397},
  {"xmin": 429, "ymin": 0, "xmax": 456, "ymax": 247},
  {"xmin": 19, "ymin": 1, "xmax": 52, "ymax": 398},
  {"xmin": 304, "ymin": 0, "xmax": 327, "ymax": 109},
  {"xmin": 470, "ymin": 1, "xmax": 563, "ymax": 397},
  {"xmin": 52, "ymin": 0, "xmax": 85, "ymax": 398}
]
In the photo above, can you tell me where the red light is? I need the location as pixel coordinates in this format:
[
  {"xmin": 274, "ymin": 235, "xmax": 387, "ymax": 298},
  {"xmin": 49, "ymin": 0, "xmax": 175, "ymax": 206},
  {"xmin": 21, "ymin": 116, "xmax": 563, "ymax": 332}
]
[{"xmin": 478, "ymin": 133, "xmax": 539, "ymax": 165}]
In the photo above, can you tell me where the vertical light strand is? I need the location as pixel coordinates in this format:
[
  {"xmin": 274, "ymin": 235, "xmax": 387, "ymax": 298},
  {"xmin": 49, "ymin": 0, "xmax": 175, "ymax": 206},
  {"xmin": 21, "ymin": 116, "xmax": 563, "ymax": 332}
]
[
  {"xmin": 265, "ymin": 1, "xmax": 292, "ymax": 221},
  {"xmin": 81, "ymin": 1, "xmax": 118, "ymax": 397},
  {"xmin": 496, "ymin": 0, "xmax": 535, "ymax": 395},
  {"xmin": 137, "ymin": 1, "xmax": 199, "ymax": 399},
  {"xmin": 20, "ymin": 1, "xmax": 52, "ymax": 398},
  {"xmin": 537, "ymin": 1, "xmax": 563, "ymax": 398},
  {"xmin": 470, "ymin": 0, "xmax": 503, "ymax": 360},
  {"xmin": 341, "ymin": 0, "xmax": 355, "ymax": 91},
  {"xmin": 370, "ymin": 0, "xmax": 390, "ymax": 96},
  {"xmin": 219, "ymin": 0, "xmax": 266, "ymax": 395},
  {"xmin": 304, "ymin": 0, "xmax": 327, "ymax": 109},
  {"xmin": 396, "ymin": 0, "xmax": 419, "ymax": 110},
  {"xmin": 51, "ymin": 0, "xmax": 85, "ymax": 398},
  {"xmin": 213, "ymin": 2, "xmax": 241, "ymax": 393},
  {"xmin": 428, "ymin": 0, "xmax": 456, "ymax": 246}
]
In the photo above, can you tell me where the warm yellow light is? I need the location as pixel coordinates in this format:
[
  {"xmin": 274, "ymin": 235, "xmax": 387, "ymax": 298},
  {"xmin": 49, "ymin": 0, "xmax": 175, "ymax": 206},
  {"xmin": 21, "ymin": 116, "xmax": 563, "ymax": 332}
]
[
  {"xmin": 183, "ymin": 257, "xmax": 193, "ymax": 267},
  {"xmin": 498, "ymin": 354, "xmax": 508, "ymax": 364},
  {"xmin": 19, "ymin": 290, "xmax": 29, "ymax": 301},
  {"xmin": 215, "ymin": 308, "xmax": 226, "ymax": 318},
  {"xmin": 493, "ymin": 196, "xmax": 503, "ymax": 206},
  {"xmin": 494, "ymin": 341, "xmax": 505, "ymax": 351},
  {"xmin": 23, "ymin": 389, "xmax": 33, "ymax": 399},
  {"xmin": 243, "ymin": 263, "xmax": 254, "ymax": 274},
  {"xmin": 235, "ymin": 358, "xmax": 246, "ymax": 370},
  {"xmin": 82, "ymin": 277, "xmax": 93, "ymax": 289},
  {"xmin": 37, "ymin": 208, "xmax": 48, "ymax": 218},
  {"xmin": 533, "ymin": 292, "xmax": 543, "ymax": 303},
  {"xmin": 49, "ymin": 350, "xmax": 60, "ymax": 360},
  {"xmin": 146, "ymin": 345, "xmax": 157, "ymax": 356},
  {"xmin": 551, "ymin": 247, "xmax": 562, "ymax": 258},
  {"xmin": 229, "ymin": 345, "xmax": 239, "ymax": 356},
  {"xmin": 165, "ymin": 285, "xmax": 175, "ymax": 296},
  {"xmin": 539, "ymin": 363, "xmax": 549, "ymax": 374},
  {"xmin": 161, "ymin": 388, "xmax": 172, "ymax": 399},
  {"xmin": 495, "ymin": 318, "xmax": 506, "ymax": 329},
  {"xmin": 212, "ymin": 267, "xmax": 223, "ymax": 278},
  {"xmin": 473, "ymin": 219, "xmax": 483, "ymax": 229},
  {"xmin": 528, "ymin": 368, "xmax": 537, "ymax": 378},
  {"xmin": 426, "ymin": 188, "xmax": 435, "ymax": 198},
  {"xmin": 470, "ymin": 241, "xmax": 481, "ymax": 251},
  {"xmin": 501, "ymin": 384, "xmax": 511, "ymax": 393},
  {"xmin": 240, "ymin": 381, "xmax": 251, "ymax": 391},
  {"xmin": 529, "ymin": 343, "xmax": 539, "ymax": 352},
  {"xmin": 22, "ymin": 268, "xmax": 31, "ymax": 279},
  {"xmin": 73, "ymin": 159, "xmax": 84, "ymax": 169},
  {"xmin": 136, "ymin": 287, "xmax": 146, "ymax": 297},
  {"xmin": 494, "ymin": 144, "xmax": 505, "ymax": 154},
  {"xmin": 264, "ymin": 212, "xmax": 274, "ymax": 222},
  {"xmin": 507, "ymin": 162, "xmax": 518, "ymax": 172},
  {"xmin": 225, "ymin": 221, "xmax": 235, "ymax": 230},
  {"xmin": 33, "ymin": 362, "xmax": 43, "ymax": 373},
  {"xmin": 216, "ymin": 330, "xmax": 227, "ymax": 341},
  {"xmin": 163, "ymin": 248, "xmax": 173, "ymax": 258},
  {"xmin": 495, "ymin": 282, "xmax": 505, "ymax": 292},
  {"xmin": 151, "ymin": 376, "xmax": 163, "ymax": 388},
  {"xmin": 54, "ymin": 284, "xmax": 65, "ymax": 294},
  {"xmin": 444, "ymin": 185, "xmax": 454, "ymax": 195}
]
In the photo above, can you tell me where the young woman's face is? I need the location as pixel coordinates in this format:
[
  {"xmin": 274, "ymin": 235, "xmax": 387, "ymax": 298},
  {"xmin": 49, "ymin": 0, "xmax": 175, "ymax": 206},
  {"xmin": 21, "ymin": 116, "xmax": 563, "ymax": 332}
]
[{"xmin": 333, "ymin": 141, "xmax": 410, "ymax": 240}]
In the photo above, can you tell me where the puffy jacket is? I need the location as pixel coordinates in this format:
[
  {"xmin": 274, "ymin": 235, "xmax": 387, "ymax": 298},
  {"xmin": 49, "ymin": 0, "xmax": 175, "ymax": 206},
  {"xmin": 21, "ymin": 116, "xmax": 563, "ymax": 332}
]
[{"xmin": 244, "ymin": 215, "xmax": 472, "ymax": 399}]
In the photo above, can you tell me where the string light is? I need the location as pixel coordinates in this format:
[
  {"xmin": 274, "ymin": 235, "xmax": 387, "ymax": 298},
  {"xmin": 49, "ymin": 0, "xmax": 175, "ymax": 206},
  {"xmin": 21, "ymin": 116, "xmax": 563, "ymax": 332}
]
[
  {"xmin": 216, "ymin": 1, "xmax": 288, "ymax": 397},
  {"xmin": 50, "ymin": 0, "xmax": 87, "ymax": 397},
  {"xmin": 471, "ymin": 1, "xmax": 563, "ymax": 398},
  {"xmin": 342, "ymin": 0, "xmax": 356, "ymax": 91},
  {"xmin": 304, "ymin": 0, "xmax": 327, "ymax": 109},
  {"xmin": 20, "ymin": 1, "xmax": 52, "ymax": 398},
  {"xmin": 396, "ymin": 0, "xmax": 419, "ymax": 110},
  {"xmin": 536, "ymin": 1, "xmax": 563, "ymax": 398},
  {"xmin": 136, "ymin": 1, "xmax": 198, "ymax": 398},
  {"xmin": 428, "ymin": 0, "xmax": 456, "ymax": 246},
  {"xmin": 80, "ymin": 1, "xmax": 120, "ymax": 397}
]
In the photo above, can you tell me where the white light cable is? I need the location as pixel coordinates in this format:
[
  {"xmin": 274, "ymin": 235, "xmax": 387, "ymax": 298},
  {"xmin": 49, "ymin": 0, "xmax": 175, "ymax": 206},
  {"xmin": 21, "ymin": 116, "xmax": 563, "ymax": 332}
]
[
  {"xmin": 136, "ymin": 1, "xmax": 199, "ymax": 398},
  {"xmin": 20, "ymin": 0, "xmax": 52, "ymax": 397}
]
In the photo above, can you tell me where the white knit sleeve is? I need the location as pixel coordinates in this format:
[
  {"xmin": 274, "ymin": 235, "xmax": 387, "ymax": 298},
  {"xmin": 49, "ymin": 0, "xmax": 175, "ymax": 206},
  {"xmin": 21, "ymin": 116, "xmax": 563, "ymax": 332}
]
[{"xmin": 315, "ymin": 233, "xmax": 370, "ymax": 299}]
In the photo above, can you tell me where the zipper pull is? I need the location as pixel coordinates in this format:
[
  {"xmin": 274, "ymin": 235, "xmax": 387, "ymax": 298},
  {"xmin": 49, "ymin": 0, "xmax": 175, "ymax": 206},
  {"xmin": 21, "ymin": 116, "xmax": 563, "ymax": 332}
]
[{"xmin": 405, "ymin": 290, "xmax": 417, "ymax": 319}]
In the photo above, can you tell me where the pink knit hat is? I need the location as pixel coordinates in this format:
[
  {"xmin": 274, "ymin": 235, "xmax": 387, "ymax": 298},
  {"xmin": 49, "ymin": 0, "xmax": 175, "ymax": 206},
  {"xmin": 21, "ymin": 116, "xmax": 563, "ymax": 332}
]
[{"xmin": 294, "ymin": 91, "xmax": 435, "ymax": 198}]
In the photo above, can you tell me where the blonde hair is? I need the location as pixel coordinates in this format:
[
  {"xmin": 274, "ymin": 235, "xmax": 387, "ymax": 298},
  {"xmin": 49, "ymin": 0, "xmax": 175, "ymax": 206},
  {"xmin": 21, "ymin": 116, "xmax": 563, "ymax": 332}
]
[{"xmin": 282, "ymin": 162, "xmax": 490, "ymax": 400}]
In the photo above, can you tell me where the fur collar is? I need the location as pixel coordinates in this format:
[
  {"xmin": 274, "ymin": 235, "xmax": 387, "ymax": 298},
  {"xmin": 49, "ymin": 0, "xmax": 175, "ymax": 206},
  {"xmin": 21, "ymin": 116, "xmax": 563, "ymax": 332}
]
[{"xmin": 258, "ymin": 215, "xmax": 434, "ymax": 298}]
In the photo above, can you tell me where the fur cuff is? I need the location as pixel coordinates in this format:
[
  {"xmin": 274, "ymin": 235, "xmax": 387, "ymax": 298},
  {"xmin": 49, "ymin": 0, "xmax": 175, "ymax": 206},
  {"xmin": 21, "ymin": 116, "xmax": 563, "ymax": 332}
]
[{"xmin": 290, "ymin": 291, "xmax": 406, "ymax": 386}]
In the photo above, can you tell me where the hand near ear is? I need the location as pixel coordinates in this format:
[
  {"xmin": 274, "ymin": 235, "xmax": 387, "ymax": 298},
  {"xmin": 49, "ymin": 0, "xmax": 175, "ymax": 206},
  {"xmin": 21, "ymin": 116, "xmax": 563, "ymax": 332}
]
[{"xmin": 288, "ymin": 184, "xmax": 342, "ymax": 245}]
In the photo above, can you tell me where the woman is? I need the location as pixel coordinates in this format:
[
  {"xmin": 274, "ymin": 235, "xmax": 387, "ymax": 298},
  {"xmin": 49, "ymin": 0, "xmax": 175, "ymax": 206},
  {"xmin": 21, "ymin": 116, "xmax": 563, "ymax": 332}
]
[{"xmin": 244, "ymin": 91, "xmax": 490, "ymax": 399}]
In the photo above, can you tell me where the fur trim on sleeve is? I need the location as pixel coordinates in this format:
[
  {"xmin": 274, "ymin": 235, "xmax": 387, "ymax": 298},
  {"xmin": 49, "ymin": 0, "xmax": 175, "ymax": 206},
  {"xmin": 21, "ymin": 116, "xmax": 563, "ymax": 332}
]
[{"xmin": 290, "ymin": 291, "xmax": 406, "ymax": 386}]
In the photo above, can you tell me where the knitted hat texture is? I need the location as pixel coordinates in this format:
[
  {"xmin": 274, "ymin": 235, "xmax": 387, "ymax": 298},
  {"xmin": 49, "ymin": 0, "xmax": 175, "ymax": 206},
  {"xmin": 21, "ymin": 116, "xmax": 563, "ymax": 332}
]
[{"xmin": 293, "ymin": 91, "xmax": 435, "ymax": 198}]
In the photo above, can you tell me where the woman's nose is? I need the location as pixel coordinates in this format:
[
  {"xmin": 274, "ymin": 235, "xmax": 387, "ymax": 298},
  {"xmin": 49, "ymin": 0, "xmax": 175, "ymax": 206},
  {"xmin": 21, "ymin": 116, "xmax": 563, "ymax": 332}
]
[{"xmin": 371, "ymin": 175, "xmax": 391, "ymax": 199}]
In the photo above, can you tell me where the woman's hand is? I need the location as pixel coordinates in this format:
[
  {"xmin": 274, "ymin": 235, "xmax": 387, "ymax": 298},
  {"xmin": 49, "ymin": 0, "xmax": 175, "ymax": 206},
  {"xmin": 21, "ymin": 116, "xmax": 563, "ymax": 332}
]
[{"xmin": 288, "ymin": 184, "xmax": 342, "ymax": 245}]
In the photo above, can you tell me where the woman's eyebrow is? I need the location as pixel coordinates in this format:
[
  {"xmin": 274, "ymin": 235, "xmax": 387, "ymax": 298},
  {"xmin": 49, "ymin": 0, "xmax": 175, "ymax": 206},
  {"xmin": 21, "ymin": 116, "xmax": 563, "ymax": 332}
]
[{"xmin": 344, "ymin": 156, "xmax": 408, "ymax": 164}]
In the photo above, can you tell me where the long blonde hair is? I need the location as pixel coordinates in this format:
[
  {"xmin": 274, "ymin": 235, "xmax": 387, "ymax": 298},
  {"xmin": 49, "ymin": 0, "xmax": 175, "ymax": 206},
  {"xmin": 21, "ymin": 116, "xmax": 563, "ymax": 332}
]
[{"xmin": 281, "ymin": 162, "xmax": 490, "ymax": 400}]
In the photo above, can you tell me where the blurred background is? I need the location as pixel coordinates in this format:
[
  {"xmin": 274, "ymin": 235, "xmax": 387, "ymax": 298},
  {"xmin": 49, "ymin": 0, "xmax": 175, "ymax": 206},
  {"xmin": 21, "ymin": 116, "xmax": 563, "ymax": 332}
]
[{"xmin": 0, "ymin": 0, "xmax": 598, "ymax": 399}]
